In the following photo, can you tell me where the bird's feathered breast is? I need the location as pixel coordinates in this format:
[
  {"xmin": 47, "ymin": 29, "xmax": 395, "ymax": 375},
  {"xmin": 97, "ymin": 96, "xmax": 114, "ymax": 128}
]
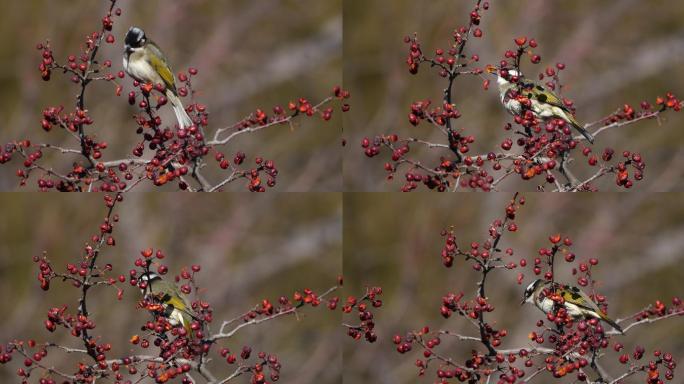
[{"xmin": 502, "ymin": 89, "xmax": 522, "ymax": 115}]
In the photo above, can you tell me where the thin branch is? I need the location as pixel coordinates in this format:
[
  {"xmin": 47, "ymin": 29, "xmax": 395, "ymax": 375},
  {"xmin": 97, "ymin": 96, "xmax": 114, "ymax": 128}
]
[
  {"xmin": 77, "ymin": 193, "xmax": 121, "ymax": 359},
  {"xmin": 522, "ymin": 365, "xmax": 547, "ymax": 383},
  {"xmin": 11, "ymin": 344, "xmax": 78, "ymax": 381},
  {"xmin": 606, "ymin": 310, "xmax": 684, "ymax": 335},
  {"xmin": 208, "ymin": 97, "xmax": 333, "ymax": 146},
  {"xmin": 207, "ymin": 170, "xmax": 242, "ymax": 192},
  {"xmin": 103, "ymin": 355, "xmax": 217, "ymax": 383},
  {"xmin": 575, "ymin": 102, "xmax": 682, "ymax": 143},
  {"xmin": 565, "ymin": 166, "xmax": 610, "ymax": 192},
  {"xmin": 39, "ymin": 143, "xmax": 83, "ymax": 155},
  {"xmin": 214, "ymin": 365, "xmax": 253, "ymax": 384},
  {"xmin": 211, "ymin": 285, "xmax": 338, "ymax": 341},
  {"xmin": 438, "ymin": 330, "xmax": 481, "ymax": 342},
  {"xmin": 608, "ymin": 366, "xmax": 642, "ymax": 384},
  {"xmin": 74, "ymin": 0, "xmax": 117, "ymax": 168}
]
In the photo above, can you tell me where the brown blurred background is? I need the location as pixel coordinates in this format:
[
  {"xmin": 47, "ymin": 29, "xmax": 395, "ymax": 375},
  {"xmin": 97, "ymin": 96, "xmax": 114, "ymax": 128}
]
[
  {"xmin": 0, "ymin": 193, "xmax": 342, "ymax": 383},
  {"xmin": 343, "ymin": 0, "xmax": 684, "ymax": 191},
  {"xmin": 344, "ymin": 193, "xmax": 684, "ymax": 383},
  {"xmin": 0, "ymin": 0, "xmax": 342, "ymax": 191}
]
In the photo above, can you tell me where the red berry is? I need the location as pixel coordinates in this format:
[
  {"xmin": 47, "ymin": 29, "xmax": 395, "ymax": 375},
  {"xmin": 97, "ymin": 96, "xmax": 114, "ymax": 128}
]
[{"xmin": 514, "ymin": 37, "xmax": 527, "ymax": 46}]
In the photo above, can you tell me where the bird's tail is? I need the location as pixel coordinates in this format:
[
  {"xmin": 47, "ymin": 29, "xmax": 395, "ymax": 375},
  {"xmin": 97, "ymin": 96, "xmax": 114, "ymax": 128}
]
[
  {"xmin": 181, "ymin": 313, "xmax": 194, "ymax": 337},
  {"xmin": 600, "ymin": 313, "xmax": 624, "ymax": 334},
  {"xmin": 166, "ymin": 90, "xmax": 193, "ymax": 129},
  {"xmin": 567, "ymin": 114, "xmax": 594, "ymax": 144}
]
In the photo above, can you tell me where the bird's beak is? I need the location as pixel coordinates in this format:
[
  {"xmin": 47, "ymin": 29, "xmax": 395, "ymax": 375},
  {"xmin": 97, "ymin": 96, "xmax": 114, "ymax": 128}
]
[
  {"xmin": 520, "ymin": 298, "xmax": 526, "ymax": 305},
  {"xmin": 485, "ymin": 64, "xmax": 498, "ymax": 75},
  {"xmin": 125, "ymin": 45, "xmax": 133, "ymax": 54}
]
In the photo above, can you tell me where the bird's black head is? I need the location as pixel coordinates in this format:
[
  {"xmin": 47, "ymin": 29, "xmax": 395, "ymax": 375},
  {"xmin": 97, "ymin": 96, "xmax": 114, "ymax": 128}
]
[
  {"xmin": 521, "ymin": 279, "xmax": 544, "ymax": 304},
  {"xmin": 139, "ymin": 272, "xmax": 160, "ymax": 293},
  {"xmin": 125, "ymin": 26, "xmax": 146, "ymax": 50},
  {"xmin": 140, "ymin": 272, "xmax": 160, "ymax": 283}
]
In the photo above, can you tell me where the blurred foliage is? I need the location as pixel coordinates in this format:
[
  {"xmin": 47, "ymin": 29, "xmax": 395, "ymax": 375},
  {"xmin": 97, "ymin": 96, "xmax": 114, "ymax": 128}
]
[
  {"xmin": 343, "ymin": 0, "xmax": 684, "ymax": 191},
  {"xmin": 343, "ymin": 192, "xmax": 684, "ymax": 383},
  {"xmin": 0, "ymin": 0, "xmax": 341, "ymax": 191},
  {"xmin": 0, "ymin": 193, "xmax": 342, "ymax": 383}
]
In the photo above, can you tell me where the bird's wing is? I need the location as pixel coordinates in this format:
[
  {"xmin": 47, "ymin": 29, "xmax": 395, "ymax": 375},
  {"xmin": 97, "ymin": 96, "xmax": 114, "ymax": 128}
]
[
  {"xmin": 520, "ymin": 80, "xmax": 568, "ymax": 111},
  {"xmin": 166, "ymin": 294, "xmax": 187, "ymax": 312},
  {"xmin": 169, "ymin": 288, "xmax": 198, "ymax": 322},
  {"xmin": 145, "ymin": 42, "xmax": 177, "ymax": 93},
  {"xmin": 148, "ymin": 280, "xmax": 197, "ymax": 323},
  {"xmin": 558, "ymin": 286, "xmax": 603, "ymax": 314}
]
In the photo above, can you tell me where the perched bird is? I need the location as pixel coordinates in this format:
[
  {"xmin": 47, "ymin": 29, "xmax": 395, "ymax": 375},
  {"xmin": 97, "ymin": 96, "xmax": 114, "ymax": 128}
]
[
  {"xmin": 123, "ymin": 26, "xmax": 193, "ymax": 128},
  {"xmin": 486, "ymin": 66, "xmax": 594, "ymax": 143},
  {"xmin": 522, "ymin": 279, "xmax": 623, "ymax": 334},
  {"xmin": 139, "ymin": 272, "xmax": 194, "ymax": 333}
]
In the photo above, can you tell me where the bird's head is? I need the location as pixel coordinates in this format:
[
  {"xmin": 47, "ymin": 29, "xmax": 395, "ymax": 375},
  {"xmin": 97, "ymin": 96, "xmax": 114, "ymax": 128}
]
[
  {"xmin": 485, "ymin": 65, "xmax": 521, "ymax": 87},
  {"xmin": 521, "ymin": 279, "xmax": 544, "ymax": 305},
  {"xmin": 124, "ymin": 26, "xmax": 147, "ymax": 54},
  {"xmin": 139, "ymin": 272, "xmax": 160, "ymax": 294}
]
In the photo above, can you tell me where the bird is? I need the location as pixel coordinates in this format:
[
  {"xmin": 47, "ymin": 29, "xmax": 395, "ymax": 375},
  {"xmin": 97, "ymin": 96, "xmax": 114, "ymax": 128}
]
[
  {"xmin": 139, "ymin": 272, "xmax": 195, "ymax": 333},
  {"xmin": 522, "ymin": 279, "xmax": 623, "ymax": 334},
  {"xmin": 123, "ymin": 26, "xmax": 193, "ymax": 129},
  {"xmin": 486, "ymin": 65, "xmax": 594, "ymax": 143}
]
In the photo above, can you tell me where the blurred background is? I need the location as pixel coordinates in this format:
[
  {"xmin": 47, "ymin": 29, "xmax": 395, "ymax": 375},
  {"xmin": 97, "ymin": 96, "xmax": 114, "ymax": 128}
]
[
  {"xmin": 344, "ymin": 192, "xmax": 684, "ymax": 383},
  {"xmin": 343, "ymin": 0, "xmax": 684, "ymax": 191},
  {"xmin": 0, "ymin": 193, "xmax": 342, "ymax": 383},
  {"xmin": 0, "ymin": 0, "xmax": 342, "ymax": 191}
]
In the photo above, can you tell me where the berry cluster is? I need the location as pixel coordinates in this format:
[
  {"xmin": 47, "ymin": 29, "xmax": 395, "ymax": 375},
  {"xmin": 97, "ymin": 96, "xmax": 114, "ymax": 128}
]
[
  {"xmin": 342, "ymin": 286, "xmax": 383, "ymax": 343},
  {"xmin": 403, "ymin": 1, "xmax": 488, "ymax": 78}
]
